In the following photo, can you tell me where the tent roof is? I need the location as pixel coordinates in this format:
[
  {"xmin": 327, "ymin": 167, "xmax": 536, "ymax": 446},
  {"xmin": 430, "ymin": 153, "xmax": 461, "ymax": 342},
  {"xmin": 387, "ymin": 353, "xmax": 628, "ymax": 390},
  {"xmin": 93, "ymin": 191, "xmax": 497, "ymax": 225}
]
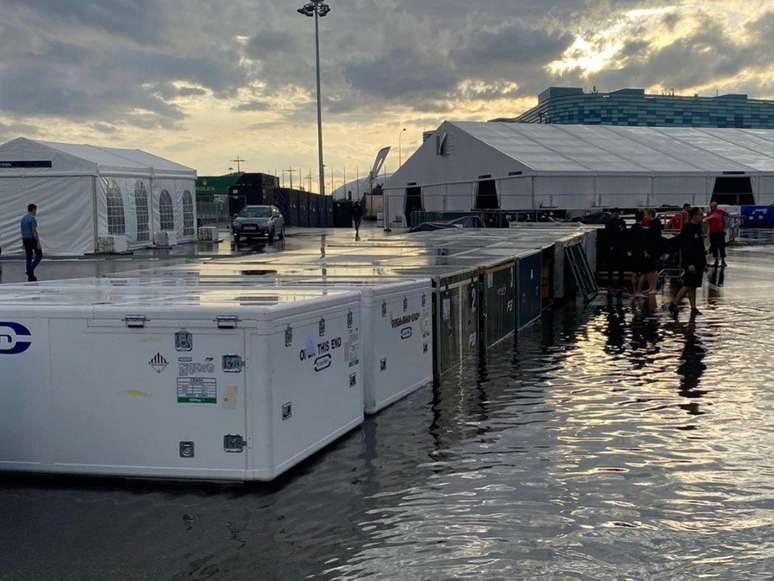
[
  {"xmin": 0, "ymin": 137, "xmax": 195, "ymax": 177},
  {"xmin": 450, "ymin": 122, "xmax": 774, "ymax": 174}
]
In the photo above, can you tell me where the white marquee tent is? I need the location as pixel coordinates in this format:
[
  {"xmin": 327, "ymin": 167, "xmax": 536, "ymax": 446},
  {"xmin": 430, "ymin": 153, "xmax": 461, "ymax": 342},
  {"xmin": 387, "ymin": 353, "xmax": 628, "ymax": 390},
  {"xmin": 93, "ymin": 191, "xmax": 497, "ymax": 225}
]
[
  {"xmin": 384, "ymin": 122, "xmax": 774, "ymax": 225},
  {"xmin": 0, "ymin": 138, "xmax": 197, "ymax": 255}
]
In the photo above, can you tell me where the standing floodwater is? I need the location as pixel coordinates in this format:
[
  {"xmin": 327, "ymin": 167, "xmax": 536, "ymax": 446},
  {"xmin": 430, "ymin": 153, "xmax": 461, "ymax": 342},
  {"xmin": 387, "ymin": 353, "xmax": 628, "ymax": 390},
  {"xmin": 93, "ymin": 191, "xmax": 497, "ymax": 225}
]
[{"xmin": 1, "ymin": 243, "xmax": 774, "ymax": 580}]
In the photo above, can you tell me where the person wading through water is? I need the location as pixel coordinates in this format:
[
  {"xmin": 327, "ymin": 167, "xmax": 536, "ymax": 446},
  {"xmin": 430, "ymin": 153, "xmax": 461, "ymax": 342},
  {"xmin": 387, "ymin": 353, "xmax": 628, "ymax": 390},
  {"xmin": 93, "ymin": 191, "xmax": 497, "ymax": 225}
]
[
  {"xmin": 669, "ymin": 207, "xmax": 706, "ymax": 318},
  {"xmin": 705, "ymin": 201, "xmax": 729, "ymax": 267}
]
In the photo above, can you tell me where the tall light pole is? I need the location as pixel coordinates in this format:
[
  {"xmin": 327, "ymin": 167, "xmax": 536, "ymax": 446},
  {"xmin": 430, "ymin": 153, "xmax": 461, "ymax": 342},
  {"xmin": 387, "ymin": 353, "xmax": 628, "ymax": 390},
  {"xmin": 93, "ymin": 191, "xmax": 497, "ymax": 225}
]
[
  {"xmin": 297, "ymin": 1, "xmax": 331, "ymax": 196},
  {"xmin": 398, "ymin": 127, "xmax": 407, "ymax": 167}
]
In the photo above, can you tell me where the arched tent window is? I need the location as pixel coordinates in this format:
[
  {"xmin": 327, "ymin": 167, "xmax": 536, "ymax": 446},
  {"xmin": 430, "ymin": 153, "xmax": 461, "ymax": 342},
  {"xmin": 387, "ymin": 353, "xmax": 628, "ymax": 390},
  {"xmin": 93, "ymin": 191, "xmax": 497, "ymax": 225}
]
[
  {"xmin": 135, "ymin": 181, "xmax": 150, "ymax": 241},
  {"xmin": 106, "ymin": 179, "xmax": 126, "ymax": 235},
  {"xmin": 182, "ymin": 190, "xmax": 194, "ymax": 236},
  {"xmin": 159, "ymin": 190, "xmax": 175, "ymax": 231}
]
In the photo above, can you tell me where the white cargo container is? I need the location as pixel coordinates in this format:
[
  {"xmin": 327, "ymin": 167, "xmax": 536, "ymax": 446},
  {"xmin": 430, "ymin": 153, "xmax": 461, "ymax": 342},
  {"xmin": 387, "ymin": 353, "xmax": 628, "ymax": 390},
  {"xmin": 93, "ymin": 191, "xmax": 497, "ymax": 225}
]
[
  {"xmin": 259, "ymin": 279, "xmax": 433, "ymax": 415},
  {"xmin": 92, "ymin": 274, "xmax": 435, "ymax": 415},
  {"xmin": 0, "ymin": 285, "xmax": 363, "ymax": 481}
]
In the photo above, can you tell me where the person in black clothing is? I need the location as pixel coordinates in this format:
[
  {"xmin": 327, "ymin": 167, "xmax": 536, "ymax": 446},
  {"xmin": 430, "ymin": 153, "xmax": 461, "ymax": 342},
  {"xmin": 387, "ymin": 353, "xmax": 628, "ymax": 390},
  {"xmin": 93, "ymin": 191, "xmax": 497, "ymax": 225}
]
[
  {"xmin": 351, "ymin": 200, "xmax": 364, "ymax": 238},
  {"xmin": 628, "ymin": 210, "xmax": 644, "ymax": 295},
  {"xmin": 604, "ymin": 208, "xmax": 627, "ymax": 289},
  {"xmin": 669, "ymin": 207, "xmax": 706, "ymax": 318},
  {"xmin": 635, "ymin": 208, "xmax": 663, "ymax": 296}
]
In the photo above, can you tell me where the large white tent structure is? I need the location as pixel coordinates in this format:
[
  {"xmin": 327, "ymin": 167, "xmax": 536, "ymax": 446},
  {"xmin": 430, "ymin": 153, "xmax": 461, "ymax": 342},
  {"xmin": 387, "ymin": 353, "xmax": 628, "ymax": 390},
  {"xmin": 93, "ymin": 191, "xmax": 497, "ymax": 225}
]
[
  {"xmin": 0, "ymin": 138, "xmax": 197, "ymax": 256},
  {"xmin": 384, "ymin": 122, "xmax": 774, "ymax": 226}
]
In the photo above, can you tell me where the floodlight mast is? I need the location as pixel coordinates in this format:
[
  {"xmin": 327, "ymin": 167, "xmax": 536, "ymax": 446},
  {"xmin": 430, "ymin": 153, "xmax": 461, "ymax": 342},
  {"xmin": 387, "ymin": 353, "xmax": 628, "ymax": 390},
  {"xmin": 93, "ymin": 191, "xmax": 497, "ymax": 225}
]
[{"xmin": 297, "ymin": 0, "xmax": 331, "ymax": 197}]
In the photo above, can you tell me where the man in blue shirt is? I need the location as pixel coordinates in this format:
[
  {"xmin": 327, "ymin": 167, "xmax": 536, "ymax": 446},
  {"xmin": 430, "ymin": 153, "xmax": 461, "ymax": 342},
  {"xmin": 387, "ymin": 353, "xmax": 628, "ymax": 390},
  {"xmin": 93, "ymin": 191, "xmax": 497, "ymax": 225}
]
[{"xmin": 20, "ymin": 203, "xmax": 42, "ymax": 282}]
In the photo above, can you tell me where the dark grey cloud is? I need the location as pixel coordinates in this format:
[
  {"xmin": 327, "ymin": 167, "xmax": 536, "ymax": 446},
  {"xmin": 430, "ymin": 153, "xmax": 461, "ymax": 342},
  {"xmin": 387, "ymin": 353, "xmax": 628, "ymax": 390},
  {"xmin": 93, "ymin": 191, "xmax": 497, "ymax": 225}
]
[
  {"xmin": 247, "ymin": 31, "xmax": 297, "ymax": 57},
  {"xmin": 0, "ymin": 0, "xmax": 770, "ymax": 129},
  {"xmin": 344, "ymin": 47, "xmax": 458, "ymax": 101},
  {"xmin": 452, "ymin": 22, "xmax": 573, "ymax": 77},
  {"xmin": 4, "ymin": 0, "xmax": 168, "ymax": 45}
]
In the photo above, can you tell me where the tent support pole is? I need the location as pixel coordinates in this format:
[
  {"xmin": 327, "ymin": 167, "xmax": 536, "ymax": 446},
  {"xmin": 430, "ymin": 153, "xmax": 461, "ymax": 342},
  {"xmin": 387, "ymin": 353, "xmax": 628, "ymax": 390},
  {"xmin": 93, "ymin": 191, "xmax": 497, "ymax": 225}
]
[{"xmin": 92, "ymin": 176, "xmax": 98, "ymax": 252}]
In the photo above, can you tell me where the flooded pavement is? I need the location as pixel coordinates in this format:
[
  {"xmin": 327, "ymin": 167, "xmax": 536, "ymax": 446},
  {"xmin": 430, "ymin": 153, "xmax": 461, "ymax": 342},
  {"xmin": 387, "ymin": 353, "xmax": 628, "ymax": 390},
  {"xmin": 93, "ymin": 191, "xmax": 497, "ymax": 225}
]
[
  {"xmin": 0, "ymin": 230, "xmax": 293, "ymax": 283},
  {"xmin": 2, "ymin": 241, "xmax": 774, "ymax": 580}
]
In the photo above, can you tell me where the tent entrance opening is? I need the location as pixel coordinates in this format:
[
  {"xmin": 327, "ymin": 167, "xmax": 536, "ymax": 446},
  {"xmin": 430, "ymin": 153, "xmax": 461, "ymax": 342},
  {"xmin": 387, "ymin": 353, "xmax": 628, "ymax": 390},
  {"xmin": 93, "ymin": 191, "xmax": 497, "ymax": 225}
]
[
  {"xmin": 475, "ymin": 179, "xmax": 499, "ymax": 210},
  {"xmin": 712, "ymin": 177, "xmax": 754, "ymax": 205},
  {"xmin": 405, "ymin": 187, "xmax": 423, "ymax": 222}
]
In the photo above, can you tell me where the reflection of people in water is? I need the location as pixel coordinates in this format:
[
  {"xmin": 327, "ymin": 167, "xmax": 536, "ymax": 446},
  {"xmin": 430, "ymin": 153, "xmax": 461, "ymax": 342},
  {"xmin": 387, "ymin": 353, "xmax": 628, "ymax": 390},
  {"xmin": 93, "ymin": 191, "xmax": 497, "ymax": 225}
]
[
  {"xmin": 603, "ymin": 296, "xmax": 626, "ymax": 356},
  {"xmin": 709, "ymin": 265, "xmax": 725, "ymax": 287},
  {"xmin": 675, "ymin": 321, "xmax": 707, "ymax": 416},
  {"xmin": 628, "ymin": 310, "xmax": 662, "ymax": 370},
  {"xmin": 707, "ymin": 264, "xmax": 726, "ymax": 305}
]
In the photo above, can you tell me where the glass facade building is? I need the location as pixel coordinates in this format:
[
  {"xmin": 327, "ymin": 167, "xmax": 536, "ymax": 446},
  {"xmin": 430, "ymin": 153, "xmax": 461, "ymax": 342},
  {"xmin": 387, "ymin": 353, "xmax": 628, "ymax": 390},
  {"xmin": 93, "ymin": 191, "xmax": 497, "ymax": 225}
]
[{"xmin": 499, "ymin": 87, "xmax": 774, "ymax": 129}]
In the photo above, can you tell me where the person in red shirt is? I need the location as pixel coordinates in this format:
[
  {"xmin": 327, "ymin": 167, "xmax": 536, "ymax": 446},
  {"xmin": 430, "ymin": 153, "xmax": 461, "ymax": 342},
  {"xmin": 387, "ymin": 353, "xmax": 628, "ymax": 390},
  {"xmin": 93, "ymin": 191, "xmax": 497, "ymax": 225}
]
[
  {"xmin": 670, "ymin": 203, "xmax": 691, "ymax": 231},
  {"xmin": 704, "ymin": 201, "xmax": 729, "ymax": 267}
]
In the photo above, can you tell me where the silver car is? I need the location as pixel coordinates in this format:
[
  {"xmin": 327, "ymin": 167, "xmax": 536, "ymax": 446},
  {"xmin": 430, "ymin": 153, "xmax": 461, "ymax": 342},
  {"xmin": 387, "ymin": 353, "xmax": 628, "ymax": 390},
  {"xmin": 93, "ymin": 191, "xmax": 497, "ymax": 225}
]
[{"xmin": 232, "ymin": 205, "xmax": 285, "ymax": 243}]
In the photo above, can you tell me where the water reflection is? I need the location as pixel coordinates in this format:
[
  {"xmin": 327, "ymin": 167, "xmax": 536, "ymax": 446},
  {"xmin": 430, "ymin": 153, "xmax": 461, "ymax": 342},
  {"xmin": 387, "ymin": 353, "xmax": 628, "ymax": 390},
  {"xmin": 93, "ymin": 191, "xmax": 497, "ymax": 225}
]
[{"xmin": 674, "ymin": 321, "xmax": 708, "ymax": 416}]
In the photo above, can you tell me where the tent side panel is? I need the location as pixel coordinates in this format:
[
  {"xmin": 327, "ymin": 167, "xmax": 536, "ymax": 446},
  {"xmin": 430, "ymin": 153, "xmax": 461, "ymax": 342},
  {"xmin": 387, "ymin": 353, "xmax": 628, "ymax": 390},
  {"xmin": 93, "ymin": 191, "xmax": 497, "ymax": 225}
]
[
  {"xmin": 499, "ymin": 177, "xmax": 532, "ymax": 210},
  {"xmin": 596, "ymin": 176, "xmax": 650, "ymax": 208},
  {"xmin": 652, "ymin": 175, "xmax": 707, "ymax": 207},
  {"xmin": 174, "ymin": 178, "xmax": 197, "ymax": 242},
  {"xmin": 153, "ymin": 178, "xmax": 178, "ymax": 241},
  {"xmin": 534, "ymin": 176, "xmax": 595, "ymax": 210},
  {"xmin": 0, "ymin": 176, "xmax": 94, "ymax": 255},
  {"xmin": 757, "ymin": 176, "xmax": 774, "ymax": 205}
]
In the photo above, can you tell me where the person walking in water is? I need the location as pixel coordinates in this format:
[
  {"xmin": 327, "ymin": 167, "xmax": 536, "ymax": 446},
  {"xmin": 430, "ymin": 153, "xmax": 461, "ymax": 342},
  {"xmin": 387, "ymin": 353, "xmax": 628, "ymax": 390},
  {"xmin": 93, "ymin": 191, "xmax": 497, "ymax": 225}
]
[
  {"xmin": 351, "ymin": 200, "xmax": 364, "ymax": 239},
  {"xmin": 669, "ymin": 207, "xmax": 706, "ymax": 318},
  {"xmin": 20, "ymin": 203, "xmax": 42, "ymax": 282},
  {"xmin": 705, "ymin": 201, "xmax": 729, "ymax": 267},
  {"xmin": 634, "ymin": 208, "xmax": 663, "ymax": 297},
  {"xmin": 604, "ymin": 208, "xmax": 627, "ymax": 290}
]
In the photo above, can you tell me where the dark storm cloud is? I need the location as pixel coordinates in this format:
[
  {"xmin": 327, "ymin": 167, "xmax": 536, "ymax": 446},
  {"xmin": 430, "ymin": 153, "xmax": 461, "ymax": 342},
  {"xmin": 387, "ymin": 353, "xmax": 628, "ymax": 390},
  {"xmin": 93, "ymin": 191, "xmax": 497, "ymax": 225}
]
[
  {"xmin": 0, "ymin": 0, "xmax": 770, "ymax": 128},
  {"xmin": 451, "ymin": 22, "xmax": 573, "ymax": 76},
  {"xmin": 247, "ymin": 31, "xmax": 297, "ymax": 57},
  {"xmin": 4, "ymin": 0, "xmax": 168, "ymax": 44},
  {"xmin": 343, "ymin": 47, "xmax": 458, "ymax": 101}
]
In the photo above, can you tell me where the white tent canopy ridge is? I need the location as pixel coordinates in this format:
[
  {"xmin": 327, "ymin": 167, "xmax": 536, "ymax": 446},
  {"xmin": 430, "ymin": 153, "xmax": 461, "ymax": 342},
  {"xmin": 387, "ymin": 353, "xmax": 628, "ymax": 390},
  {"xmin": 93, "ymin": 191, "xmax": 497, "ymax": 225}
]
[
  {"xmin": 0, "ymin": 137, "xmax": 197, "ymax": 256},
  {"xmin": 384, "ymin": 122, "xmax": 774, "ymax": 226}
]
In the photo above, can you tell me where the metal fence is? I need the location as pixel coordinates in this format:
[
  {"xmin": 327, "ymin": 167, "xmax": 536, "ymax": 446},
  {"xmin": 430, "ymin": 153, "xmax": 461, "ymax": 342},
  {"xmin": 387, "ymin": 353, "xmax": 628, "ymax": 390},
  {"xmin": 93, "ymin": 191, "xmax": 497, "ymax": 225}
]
[{"xmin": 197, "ymin": 199, "xmax": 230, "ymax": 227}]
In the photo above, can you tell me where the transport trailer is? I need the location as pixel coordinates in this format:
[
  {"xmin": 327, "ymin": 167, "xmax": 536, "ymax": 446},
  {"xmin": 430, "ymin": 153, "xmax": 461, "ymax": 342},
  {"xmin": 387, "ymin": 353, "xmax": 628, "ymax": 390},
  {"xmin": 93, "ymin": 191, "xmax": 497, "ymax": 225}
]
[{"xmin": 0, "ymin": 284, "xmax": 364, "ymax": 482}]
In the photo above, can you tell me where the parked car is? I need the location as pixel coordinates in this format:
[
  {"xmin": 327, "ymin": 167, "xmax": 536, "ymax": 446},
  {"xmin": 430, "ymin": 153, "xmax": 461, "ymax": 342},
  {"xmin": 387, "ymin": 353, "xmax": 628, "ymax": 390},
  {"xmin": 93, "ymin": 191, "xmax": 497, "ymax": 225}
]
[{"xmin": 232, "ymin": 205, "xmax": 285, "ymax": 243}]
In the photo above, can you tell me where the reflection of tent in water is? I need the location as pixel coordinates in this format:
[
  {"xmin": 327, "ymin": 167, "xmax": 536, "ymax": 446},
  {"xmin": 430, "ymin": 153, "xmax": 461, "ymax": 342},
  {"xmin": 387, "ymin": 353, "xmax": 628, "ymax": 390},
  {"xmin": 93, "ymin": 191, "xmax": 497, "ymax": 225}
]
[{"xmin": 0, "ymin": 137, "xmax": 197, "ymax": 255}]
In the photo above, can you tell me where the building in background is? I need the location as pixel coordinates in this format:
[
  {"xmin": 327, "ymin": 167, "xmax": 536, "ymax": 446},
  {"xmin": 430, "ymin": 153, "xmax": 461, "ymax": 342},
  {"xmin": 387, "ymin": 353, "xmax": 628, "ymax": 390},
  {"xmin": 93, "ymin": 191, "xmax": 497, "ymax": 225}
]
[
  {"xmin": 496, "ymin": 87, "xmax": 774, "ymax": 129},
  {"xmin": 226, "ymin": 173, "xmax": 280, "ymax": 216},
  {"xmin": 196, "ymin": 174, "xmax": 241, "ymax": 225}
]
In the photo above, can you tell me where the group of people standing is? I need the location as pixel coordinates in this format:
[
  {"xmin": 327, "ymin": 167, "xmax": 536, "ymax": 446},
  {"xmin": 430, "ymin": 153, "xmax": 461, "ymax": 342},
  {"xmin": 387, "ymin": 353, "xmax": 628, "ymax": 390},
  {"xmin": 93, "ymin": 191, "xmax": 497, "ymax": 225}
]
[{"xmin": 605, "ymin": 202, "xmax": 730, "ymax": 317}]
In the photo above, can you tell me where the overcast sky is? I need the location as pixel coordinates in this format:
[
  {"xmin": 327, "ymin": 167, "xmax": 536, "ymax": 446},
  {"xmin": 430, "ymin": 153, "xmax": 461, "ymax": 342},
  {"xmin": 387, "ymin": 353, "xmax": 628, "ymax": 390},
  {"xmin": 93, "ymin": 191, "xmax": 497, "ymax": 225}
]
[{"xmin": 0, "ymin": 0, "xmax": 772, "ymax": 190}]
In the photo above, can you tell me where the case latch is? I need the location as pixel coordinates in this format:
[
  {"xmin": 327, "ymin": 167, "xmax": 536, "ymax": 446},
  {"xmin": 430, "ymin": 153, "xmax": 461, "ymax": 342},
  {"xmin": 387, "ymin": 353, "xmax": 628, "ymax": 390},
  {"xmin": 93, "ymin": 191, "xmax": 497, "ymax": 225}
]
[
  {"xmin": 216, "ymin": 316, "xmax": 240, "ymax": 329},
  {"xmin": 223, "ymin": 434, "xmax": 246, "ymax": 453},
  {"xmin": 123, "ymin": 315, "xmax": 147, "ymax": 328}
]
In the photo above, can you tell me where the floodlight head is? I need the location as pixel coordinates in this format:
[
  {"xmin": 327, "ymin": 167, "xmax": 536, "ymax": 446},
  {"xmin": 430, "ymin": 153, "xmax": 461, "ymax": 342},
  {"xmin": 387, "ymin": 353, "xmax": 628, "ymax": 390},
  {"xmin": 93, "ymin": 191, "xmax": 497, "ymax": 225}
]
[
  {"xmin": 319, "ymin": 3, "xmax": 331, "ymax": 16},
  {"xmin": 297, "ymin": 3, "xmax": 315, "ymax": 16}
]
